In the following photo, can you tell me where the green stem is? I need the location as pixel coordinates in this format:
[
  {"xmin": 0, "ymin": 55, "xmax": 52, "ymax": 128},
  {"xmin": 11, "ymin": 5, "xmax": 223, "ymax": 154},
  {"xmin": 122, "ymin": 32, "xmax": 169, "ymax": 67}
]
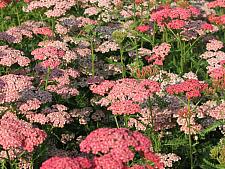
[
  {"xmin": 187, "ymin": 99, "xmax": 193, "ymax": 169},
  {"xmin": 91, "ymin": 40, "xmax": 95, "ymax": 77},
  {"xmin": 120, "ymin": 45, "xmax": 126, "ymax": 78},
  {"xmin": 114, "ymin": 115, "xmax": 120, "ymax": 128},
  {"xmin": 124, "ymin": 115, "xmax": 129, "ymax": 128},
  {"xmin": 45, "ymin": 67, "xmax": 51, "ymax": 89},
  {"xmin": 133, "ymin": 1, "xmax": 137, "ymax": 22}
]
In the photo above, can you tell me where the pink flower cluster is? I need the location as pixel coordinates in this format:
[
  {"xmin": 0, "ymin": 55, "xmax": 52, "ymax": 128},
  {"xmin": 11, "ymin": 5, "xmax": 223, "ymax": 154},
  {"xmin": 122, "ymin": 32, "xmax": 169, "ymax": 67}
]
[
  {"xmin": 207, "ymin": 0, "xmax": 225, "ymax": 25},
  {"xmin": 0, "ymin": 74, "xmax": 33, "ymax": 104},
  {"xmin": 136, "ymin": 25, "xmax": 150, "ymax": 33},
  {"xmin": 46, "ymin": 68, "xmax": 79, "ymax": 98},
  {"xmin": 31, "ymin": 40, "xmax": 78, "ymax": 69},
  {"xmin": 24, "ymin": 0, "xmax": 77, "ymax": 17},
  {"xmin": 32, "ymin": 27, "xmax": 54, "ymax": 37},
  {"xmin": 90, "ymin": 78, "xmax": 160, "ymax": 115},
  {"xmin": 144, "ymin": 43, "xmax": 171, "ymax": 66},
  {"xmin": 32, "ymin": 46, "xmax": 66, "ymax": 69},
  {"xmin": 0, "ymin": 21, "xmax": 52, "ymax": 43},
  {"xmin": 200, "ymin": 39, "xmax": 225, "ymax": 79},
  {"xmin": 55, "ymin": 16, "xmax": 97, "ymax": 35},
  {"xmin": 208, "ymin": 14, "xmax": 225, "ymax": 25},
  {"xmin": 0, "ymin": 112, "xmax": 46, "ymax": 152},
  {"xmin": 0, "ymin": 45, "xmax": 30, "ymax": 67},
  {"xmin": 206, "ymin": 39, "xmax": 224, "ymax": 51},
  {"xmin": 24, "ymin": 104, "xmax": 72, "ymax": 127},
  {"xmin": 166, "ymin": 79, "xmax": 208, "ymax": 99},
  {"xmin": 41, "ymin": 156, "xmax": 92, "ymax": 169},
  {"xmin": 175, "ymin": 108, "xmax": 202, "ymax": 134},
  {"xmin": 95, "ymin": 41, "xmax": 119, "ymax": 53},
  {"xmin": 80, "ymin": 128, "xmax": 164, "ymax": 169},
  {"xmin": 197, "ymin": 100, "xmax": 225, "ymax": 120},
  {"xmin": 207, "ymin": 0, "xmax": 225, "ymax": 8},
  {"xmin": 108, "ymin": 100, "xmax": 141, "ymax": 115},
  {"xmin": 151, "ymin": 5, "xmax": 200, "ymax": 29},
  {"xmin": 128, "ymin": 105, "xmax": 178, "ymax": 131}
]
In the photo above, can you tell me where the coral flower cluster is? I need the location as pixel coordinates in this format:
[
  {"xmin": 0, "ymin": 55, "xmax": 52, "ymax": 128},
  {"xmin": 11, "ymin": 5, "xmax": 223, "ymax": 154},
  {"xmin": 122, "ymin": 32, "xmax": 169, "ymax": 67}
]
[{"xmin": 166, "ymin": 79, "xmax": 208, "ymax": 99}]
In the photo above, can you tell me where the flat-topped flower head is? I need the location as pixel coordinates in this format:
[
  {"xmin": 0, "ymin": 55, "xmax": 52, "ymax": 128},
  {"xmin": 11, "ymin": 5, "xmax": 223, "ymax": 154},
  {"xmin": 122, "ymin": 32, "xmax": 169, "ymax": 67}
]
[{"xmin": 166, "ymin": 79, "xmax": 208, "ymax": 99}]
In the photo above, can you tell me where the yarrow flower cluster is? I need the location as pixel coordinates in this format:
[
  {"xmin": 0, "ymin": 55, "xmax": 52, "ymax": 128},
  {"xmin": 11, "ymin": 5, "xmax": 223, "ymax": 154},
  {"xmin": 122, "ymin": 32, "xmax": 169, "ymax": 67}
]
[
  {"xmin": 24, "ymin": 104, "xmax": 72, "ymax": 127},
  {"xmin": 0, "ymin": 21, "xmax": 52, "ymax": 43},
  {"xmin": 0, "ymin": 112, "xmax": 46, "ymax": 152},
  {"xmin": 175, "ymin": 107, "xmax": 202, "ymax": 134},
  {"xmin": 24, "ymin": 0, "xmax": 77, "ymax": 17},
  {"xmin": 31, "ymin": 40, "xmax": 78, "ymax": 69},
  {"xmin": 200, "ymin": 39, "xmax": 225, "ymax": 79},
  {"xmin": 45, "ymin": 68, "xmax": 79, "ymax": 98},
  {"xmin": 197, "ymin": 100, "xmax": 225, "ymax": 120},
  {"xmin": 90, "ymin": 78, "xmax": 160, "ymax": 115},
  {"xmin": 0, "ymin": 74, "xmax": 33, "ymax": 104},
  {"xmin": 108, "ymin": 100, "xmax": 141, "ymax": 115},
  {"xmin": 95, "ymin": 41, "xmax": 119, "ymax": 53},
  {"xmin": 166, "ymin": 79, "xmax": 208, "ymax": 99},
  {"xmin": 144, "ymin": 43, "xmax": 171, "ymax": 66},
  {"xmin": 207, "ymin": 0, "xmax": 225, "ymax": 25},
  {"xmin": 0, "ymin": 45, "xmax": 30, "ymax": 67},
  {"xmin": 80, "ymin": 128, "xmax": 164, "ymax": 169},
  {"xmin": 151, "ymin": 5, "xmax": 200, "ymax": 29},
  {"xmin": 40, "ymin": 156, "xmax": 92, "ymax": 169}
]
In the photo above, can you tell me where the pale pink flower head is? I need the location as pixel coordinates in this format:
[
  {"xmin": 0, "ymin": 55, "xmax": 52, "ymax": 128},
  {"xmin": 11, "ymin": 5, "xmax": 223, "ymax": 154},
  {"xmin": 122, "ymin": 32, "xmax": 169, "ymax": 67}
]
[
  {"xmin": 84, "ymin": 7, "xmax": 99, "ymax": 16},
  {"xmin": 207, "ymin": 0, "xmax": 225, "ymax": 8},
  {"xmin": 206, "ymin": 39, "xmax": 224, "ymax": 51},
  {"xmin": 0, "ymin": 45, "xmax": 30, "ymax": 67}
]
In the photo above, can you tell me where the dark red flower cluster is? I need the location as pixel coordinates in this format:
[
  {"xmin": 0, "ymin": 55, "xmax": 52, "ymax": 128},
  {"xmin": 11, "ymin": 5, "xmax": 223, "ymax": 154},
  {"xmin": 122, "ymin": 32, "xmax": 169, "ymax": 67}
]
[{"xmin": 166, "ymin": 79, "xmax": 208, "ymax": 99}]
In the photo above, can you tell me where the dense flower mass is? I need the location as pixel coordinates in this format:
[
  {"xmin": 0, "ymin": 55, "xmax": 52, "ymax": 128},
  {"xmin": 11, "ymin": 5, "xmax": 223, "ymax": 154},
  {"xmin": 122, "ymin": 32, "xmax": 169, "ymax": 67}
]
[
  {"xmin": 1, "ymin": 0, "xmax": 225, "ymax": 168},
  {"xmin": 144, "ymin": 43, "xmax": 171, "ymax": 65},
  {"xmin": 40, "ymin": 156, "xmax": 92, "ymax": 169},
  {"xmin": 0, "ymin": 21, "xmax": 52, "ymax": 43},
  {"xmin": 151, "ymin": 5, "xmax": 200, "ymax": 29},
  {"xmin": 166, "ymin": 79, "xmax": 208, "ymax": 99},
  {"xmin": 0, "ymin": 74, "xmax": 33, "ymax": 104},
  {"xmin": 0, "ymin": 112, "xmax": 46, "ymax": 152},
  {"xmin": 90, "ymin": 78, "xmax": 160, "ymax": 105},
  {"xmin": 80, "ymin": 128, "xmax": 164, "ymax": 169},
  {"xmin": 107, "ymin": 100, "xmax": 141, "ymax": 115},
  {"xmin": 0, "ymin": 45, "xmax": 30, "ymax": 67}
]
